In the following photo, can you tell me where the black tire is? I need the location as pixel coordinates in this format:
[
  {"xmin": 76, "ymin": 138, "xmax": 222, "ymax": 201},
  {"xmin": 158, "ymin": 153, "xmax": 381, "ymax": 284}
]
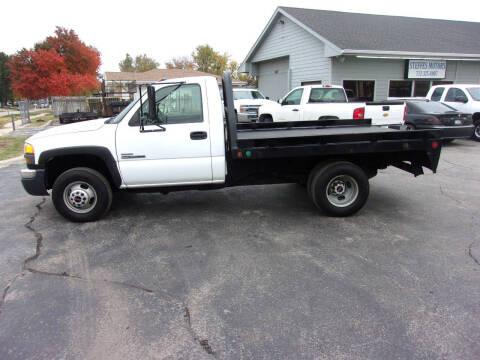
[
  {"xmin": 307, "ymin": 160, "xmax": 336, "ymax": 198},
  {"xmin": 52, "ymin": 167, "xmax": 113, "ymax": 222},
  {"xmin": 473, "ymin": 121, "xmax": 480, "ymax": 142},
  {"xmin": 259, "ymin": 114, "xmax": 273, "ymax": 123},
  {"xmin": 310, "ymin": 161, "xmax": 369, "ymax": 217}
]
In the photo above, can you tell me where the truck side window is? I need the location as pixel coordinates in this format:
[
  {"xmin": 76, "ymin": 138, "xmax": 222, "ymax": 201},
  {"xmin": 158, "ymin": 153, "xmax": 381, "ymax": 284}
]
[
  {"xmin": 430, "ymin": 87, "xmax": 444, "ymax": 101},
  {"xmin": 445, "ymin": 88, "xmax": 466, "ymax": 102},
  {"xmin": 282, "ymin": 89, "xmax": 303, "ymax": 105},
  {"xmin": 129, "ymin": 84, "xmax": 203, "ymax": 126}
]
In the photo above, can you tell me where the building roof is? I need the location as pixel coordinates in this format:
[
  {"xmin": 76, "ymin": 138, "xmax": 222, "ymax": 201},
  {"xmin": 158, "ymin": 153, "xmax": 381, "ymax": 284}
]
[
  {"xmin": 104, "ymin": 68, "xmax": 247, "ymax": 85},
  {"xmin": 279, "ymin": 7, "xmax": 480, "ymax": 55},
  {"xmin": 240, "ymin": 7, "xmax": 480, "ymax": 70}
]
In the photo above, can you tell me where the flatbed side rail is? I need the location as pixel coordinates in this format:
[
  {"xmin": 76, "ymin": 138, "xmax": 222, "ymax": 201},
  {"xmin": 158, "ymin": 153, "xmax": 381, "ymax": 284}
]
[{"xmin": 237, "ymin": 119, "xmax": 373, "ymax": 131}]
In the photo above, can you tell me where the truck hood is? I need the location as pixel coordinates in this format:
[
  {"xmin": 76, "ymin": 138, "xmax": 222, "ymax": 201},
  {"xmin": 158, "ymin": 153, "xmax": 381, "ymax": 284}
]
[{"xmin": 29, "ymin": 118, "xmax": 108, "ymax": 140}]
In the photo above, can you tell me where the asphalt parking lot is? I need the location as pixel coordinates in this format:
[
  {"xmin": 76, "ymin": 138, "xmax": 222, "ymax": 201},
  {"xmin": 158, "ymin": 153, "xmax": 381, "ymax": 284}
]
[{"xmin": 0, "ymin": 140, "xmax": 479, "ymax": 360}]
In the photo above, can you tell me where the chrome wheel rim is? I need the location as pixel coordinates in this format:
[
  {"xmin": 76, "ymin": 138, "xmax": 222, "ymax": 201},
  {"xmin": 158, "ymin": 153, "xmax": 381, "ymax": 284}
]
[
  {"xmin": 475, "ymin": 124, "xmax": 480, "ymax": 138},
  {"xmin": 63, "ymin": 181, "xmax": 97, "ymax": 214},
  {"xmin": 326, "ymin": 175, "xmax": 359, "ymax": 207}
]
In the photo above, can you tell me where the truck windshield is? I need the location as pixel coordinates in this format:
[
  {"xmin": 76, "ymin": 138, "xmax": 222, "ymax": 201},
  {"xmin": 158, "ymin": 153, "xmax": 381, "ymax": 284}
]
[
  {"xmin": 233, "ymin": 91, "xmax": 265, "ymax": 100},
  {"xmin": 308, "ymin": 88, "xmax": 347, "ymax": 103},
  {"xmin": 106, "ymin": 98, "xmax": 138, "ymax": 124},
  {"xmin": 467, "ymin": 87, "xmax": 480, "ymax": 101}
]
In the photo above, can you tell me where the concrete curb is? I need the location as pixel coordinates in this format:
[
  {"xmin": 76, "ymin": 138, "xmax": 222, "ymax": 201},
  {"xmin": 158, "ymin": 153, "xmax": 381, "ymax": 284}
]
[{"xmin": 0, "ymin": 155, "xmax": 24, "ymax": 169}]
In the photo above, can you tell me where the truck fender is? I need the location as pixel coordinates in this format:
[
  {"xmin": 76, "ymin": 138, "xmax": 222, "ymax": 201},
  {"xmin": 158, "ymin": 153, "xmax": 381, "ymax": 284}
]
[{"xmin": 38, "ymin": 146, "xmax": 122, "ymax": 188}]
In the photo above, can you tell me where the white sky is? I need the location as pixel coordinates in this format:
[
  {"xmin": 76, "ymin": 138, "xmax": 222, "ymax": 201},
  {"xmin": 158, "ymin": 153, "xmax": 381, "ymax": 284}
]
[{"xmin": 1, "ymin": 0, "xmax": 478, "ymax": 73}]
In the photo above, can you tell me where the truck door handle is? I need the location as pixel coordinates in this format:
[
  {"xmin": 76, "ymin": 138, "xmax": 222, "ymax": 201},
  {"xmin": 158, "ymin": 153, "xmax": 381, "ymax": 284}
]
[
  {"xmin": 292, "ymin": 109, "xmax": 299, "ymax": 112},
  {"xmin": 190, "ymin": 131, "xmax": 208, "ymax": 140}
]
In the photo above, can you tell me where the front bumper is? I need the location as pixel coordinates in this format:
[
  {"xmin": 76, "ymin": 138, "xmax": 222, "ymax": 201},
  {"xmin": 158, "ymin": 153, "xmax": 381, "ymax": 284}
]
[
  {"xmin": 21, "ymin": 168, "xmax": 48, "ymax": 196},
  {"xmin": 416, "ymin": 125, "xmax": 474, "ymax": 139}
]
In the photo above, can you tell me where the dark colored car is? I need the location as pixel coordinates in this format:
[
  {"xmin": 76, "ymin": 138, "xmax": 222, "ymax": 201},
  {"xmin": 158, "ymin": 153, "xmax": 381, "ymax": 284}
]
[{"xmin": 404, "ymin": 100, "xmax": 474, "ymax": 141}]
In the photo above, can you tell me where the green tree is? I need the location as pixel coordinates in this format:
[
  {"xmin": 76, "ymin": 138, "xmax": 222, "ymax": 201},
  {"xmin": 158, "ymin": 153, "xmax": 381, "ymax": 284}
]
[
  {"xmin": 134, "ymin": 54, "xmax": 159, "ymax": 72},
  {"xmin": 165, "ymin": 56, "xmax": 195, "ymax": 70},
  {"xmin": 0, "ymin": 52, "xmax": 13, "ymax": 106},
  {"xmin": 119, "ymin": 53, "xmax": 135, "ymax": 72},
  {"xmin": 118, "ymin": 53, "xmax": 158, "ymax": 72},
  {"xmin": 192, "ymin": 44, "xmax": 219, "ymax": 74}
]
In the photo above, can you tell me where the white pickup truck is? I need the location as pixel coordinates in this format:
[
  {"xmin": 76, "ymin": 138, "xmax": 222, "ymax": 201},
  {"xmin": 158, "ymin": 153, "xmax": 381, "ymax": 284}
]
[
  {"xmin": 258, "ymin": 85, "xmax": 406, "ymax": 126},
  {"xmin": 426, "ymin": 84, "xmax": 480, "ymax": 141},
  {"xmin": 20, "ymin": 72, "xmax": 442, "ymax": 222}
]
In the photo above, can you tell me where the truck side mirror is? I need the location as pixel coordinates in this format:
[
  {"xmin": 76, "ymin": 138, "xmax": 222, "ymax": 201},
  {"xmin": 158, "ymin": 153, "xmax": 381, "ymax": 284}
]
[
  {"xmin": 147, "ymin": 85, "xmax": 158, "ymax": 121},
  {"xmin": 278, "ymin": 98, "xmax": 283, "ymax": 104}
]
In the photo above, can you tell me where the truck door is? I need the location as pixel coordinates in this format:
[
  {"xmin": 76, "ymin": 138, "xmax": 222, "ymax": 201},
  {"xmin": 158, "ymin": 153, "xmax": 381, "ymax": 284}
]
[
  {"xmin": 115, "ymin": 81, "xmax": 213, "ymax": 187},
  {"xmin": 443, "ymin": 87, "xmax": 470, "ymax": 112},
  {"xmin": 277, "ymin": 88, "xmax": 303, "ymax": 121}
]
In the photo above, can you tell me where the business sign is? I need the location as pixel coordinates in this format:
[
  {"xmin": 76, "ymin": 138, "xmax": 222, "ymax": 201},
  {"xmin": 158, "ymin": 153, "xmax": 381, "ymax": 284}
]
[{"xmin": 407, "ymin": 60, "xmax": 446, "ymax": 79}]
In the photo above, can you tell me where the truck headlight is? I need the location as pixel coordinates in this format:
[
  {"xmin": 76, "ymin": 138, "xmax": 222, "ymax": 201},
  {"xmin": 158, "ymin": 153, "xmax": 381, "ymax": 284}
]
[
  {"xmin": 239, "ymin": 105, "xmax": 248, "ymax": 113},
  {"xmin": 24, "ymin": 143, "xmax": 35, "ymax": 164},
  {"xmin": 24, "ymin": 143, "xmax": 34, "ymax": 154}
]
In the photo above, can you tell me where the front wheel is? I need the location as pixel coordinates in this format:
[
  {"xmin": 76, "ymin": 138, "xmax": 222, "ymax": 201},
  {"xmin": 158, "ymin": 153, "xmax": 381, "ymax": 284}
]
[
  {"xmin": 52, "ymin": 167, "xmax": 113, "ymax": 222},
  {"xmin": 473, "ymin": 122, "xmax": 480, "ymax": 142},
  {"xmin": 309, "ymin": 161, "xmax": 369, "ymax": 216}
]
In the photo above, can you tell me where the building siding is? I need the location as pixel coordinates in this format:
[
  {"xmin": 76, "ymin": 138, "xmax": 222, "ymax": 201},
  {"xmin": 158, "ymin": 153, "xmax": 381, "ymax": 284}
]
[
  {"xmin": 250, "ymin": 15, "xmax": 331, "ymax": 89},
  {"xmin": 455, "ymin": 62, "xmax": 480, "ymax": 83},
  {"xmin": 331, "ymin": 57, "xmax": 405, "ymax": 100}
]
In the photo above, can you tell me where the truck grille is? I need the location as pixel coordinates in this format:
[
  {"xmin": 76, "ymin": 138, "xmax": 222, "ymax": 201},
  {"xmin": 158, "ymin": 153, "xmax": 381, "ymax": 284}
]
[{"xmin": 241, "ymin": 105, "xmax": 261, "ymax": 120}]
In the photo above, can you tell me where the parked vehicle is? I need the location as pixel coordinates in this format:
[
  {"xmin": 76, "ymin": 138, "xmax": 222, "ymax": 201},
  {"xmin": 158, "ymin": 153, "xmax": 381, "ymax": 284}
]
[
  {"xmin": 232, "ymin": 88, "xmax": 277, "ymax": 122},
  {"xmin": 426, "ymin": 84, "xmax": 480, "ymax": 141},
  {"xmin": 21, "ymin": 72, "xmax": 442, "ymax": 222},
  {"xmin": 403, "ymin": 100, "xmax": 473, "ymax": 141},
  {"xmin": 258, "ymin": 85, "xmax": 406, "ymax": 126},
  {"xmin": 59, "ymin": 110, "xmax": 99, "ymax": 124}
]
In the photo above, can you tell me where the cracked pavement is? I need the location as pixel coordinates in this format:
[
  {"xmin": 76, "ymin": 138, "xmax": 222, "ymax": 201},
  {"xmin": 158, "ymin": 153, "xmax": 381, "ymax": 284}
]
[{"xmin": 0, "ymin": 139, "xmax": 479, "ymax": 359}]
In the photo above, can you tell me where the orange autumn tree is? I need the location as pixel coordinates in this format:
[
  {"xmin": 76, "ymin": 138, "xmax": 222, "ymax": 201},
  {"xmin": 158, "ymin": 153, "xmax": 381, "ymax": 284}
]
[{"xmin": 9, "ymin": 27, "xmax": 100, "ymax": 99}]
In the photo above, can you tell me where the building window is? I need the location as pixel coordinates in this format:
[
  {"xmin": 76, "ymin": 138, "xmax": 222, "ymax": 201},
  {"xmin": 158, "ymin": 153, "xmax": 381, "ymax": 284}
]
[
  {"xmin": 413, "ymin": 81, "xmax": 430, "ymax": 97},
  {"xmin": 343, "ymin": 80, "xmax": 374, "ymax": 101},
  {"xmin": 389, "ymin": 80, "xmax": 412, "ymax": 97}
]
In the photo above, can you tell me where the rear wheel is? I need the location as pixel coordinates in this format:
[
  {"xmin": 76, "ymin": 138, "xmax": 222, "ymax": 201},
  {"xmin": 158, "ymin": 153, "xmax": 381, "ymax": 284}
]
[
  {"xmin": 52, "ymin": 167, "xmax": 112, "ymax": 222},
  {"xmin": 473, "ymin": 121, "xmax": 480, "ymax": 142},
  {"xmin": 309, "ymin": 161, "xmax": 369, "ymax": 216}
]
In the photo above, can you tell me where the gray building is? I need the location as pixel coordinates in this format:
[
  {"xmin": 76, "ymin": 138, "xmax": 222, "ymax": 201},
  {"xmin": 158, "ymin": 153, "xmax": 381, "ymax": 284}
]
[{"xmin": 239, "ymin": 7, "xmax": 480, "ymax": 101}]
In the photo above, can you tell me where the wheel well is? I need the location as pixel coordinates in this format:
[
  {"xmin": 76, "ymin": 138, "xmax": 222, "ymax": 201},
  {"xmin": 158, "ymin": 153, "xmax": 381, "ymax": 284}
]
[
  {"xmin": 473, "ymin": 113, "xmax": 480, "ymax": 122},
  {"xmin": 45, "ymin": 154, "xmax": 114, "ymax": 189},
  {"xmin": 259, "ymin": 114, "xmax": 273, "ymax": 122}
]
